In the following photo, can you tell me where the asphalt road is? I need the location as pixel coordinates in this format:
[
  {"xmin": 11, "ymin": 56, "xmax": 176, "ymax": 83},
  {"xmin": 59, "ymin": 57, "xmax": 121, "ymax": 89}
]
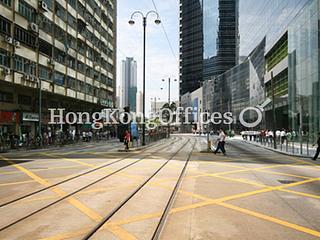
[{"xmin": 0, "ymin": 135, "xmax": 319, "ymax": 240}]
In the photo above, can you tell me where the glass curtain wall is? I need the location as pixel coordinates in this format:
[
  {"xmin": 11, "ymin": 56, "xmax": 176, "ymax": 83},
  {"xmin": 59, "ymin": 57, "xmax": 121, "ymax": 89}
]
[{"xmin": 288, "ymin": 0, "xmax": 320, "ymax": 142}]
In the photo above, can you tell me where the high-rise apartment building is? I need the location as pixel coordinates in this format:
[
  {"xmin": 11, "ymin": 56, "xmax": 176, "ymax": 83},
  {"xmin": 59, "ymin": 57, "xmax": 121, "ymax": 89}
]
[
  {"xmin": 120, "ymin": 57, "xmax": 137, "ymax": 112},
  {"xmin": 0, "ymin": 0, "xmax": 117, "ymax": 137}
]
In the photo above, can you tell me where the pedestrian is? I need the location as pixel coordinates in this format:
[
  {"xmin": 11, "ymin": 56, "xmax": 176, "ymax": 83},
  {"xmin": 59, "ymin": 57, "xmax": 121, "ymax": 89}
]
[
  {"xmin": 214, "ymin": 129, "xmax": 227, "ymax": 155},
  {"xmin": 124, "ymin": 130, "xmax": 131, "ymax": 151},
  {"xmin": 312, "ymin": 132, "xmax": 320, "ymax": 161},
  {"xmin": 280, "ymin": 129, "xmax": 287, "ymax": 144}
]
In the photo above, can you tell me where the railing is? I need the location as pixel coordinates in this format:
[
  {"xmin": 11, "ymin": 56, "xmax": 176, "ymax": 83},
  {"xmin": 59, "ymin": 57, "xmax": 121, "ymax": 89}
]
[
  {"xmin": 0, "ymin": 134, "xmax": 118, "ymax": 152},
  {"xmin": 242, "ymin": 134, "xmax": 316, "ymax": 157}
]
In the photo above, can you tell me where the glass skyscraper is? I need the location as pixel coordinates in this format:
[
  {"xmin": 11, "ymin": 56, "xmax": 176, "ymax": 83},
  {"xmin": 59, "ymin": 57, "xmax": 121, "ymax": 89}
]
[
  {"xmin": 179, "ymin": 0, "xmax": 203, "ymax": 96},
  {"xmin": 288, "ymin": 0, "xmax": 320, "ymax": 142},
  {"xmin": 180, "ymin": 0, "xmax": 239, "ymax": 96},
  {"xmin": 203, "ymin": 0, "xmax": 239, "ymax": 81},
  {"xmin": 239, "ymin": 0, "xmax": 310, "ymax": 57}
]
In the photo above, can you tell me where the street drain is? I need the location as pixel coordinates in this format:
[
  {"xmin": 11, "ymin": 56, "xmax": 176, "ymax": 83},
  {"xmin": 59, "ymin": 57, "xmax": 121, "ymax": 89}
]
[{"xmin": 278, "ymin": 180, "xmax": 297, "ymax": 185}]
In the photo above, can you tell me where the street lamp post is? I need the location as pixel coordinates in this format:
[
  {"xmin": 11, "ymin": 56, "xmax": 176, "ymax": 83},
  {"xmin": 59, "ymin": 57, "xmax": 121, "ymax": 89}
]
[
  {"xmin": 162, "ymin": 78, "xmax": 177, "ymax": 137},
  {"xmin": 129, "ymin": 11, "xmax": 161, "ymax": 146},
  {"xmin": 271, "ymin": 71, "xmax": 277, "ymax": 149}
]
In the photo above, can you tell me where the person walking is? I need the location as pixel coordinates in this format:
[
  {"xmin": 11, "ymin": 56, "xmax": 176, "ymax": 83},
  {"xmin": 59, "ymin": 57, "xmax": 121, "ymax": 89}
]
[
  {"xmin": 124, "ymin": 130, "xmax": 131, "ymax": 152},
  {"xmin": 214, "ymin": 129, "xmax": 227, "ymax": 155},
  {"xmin": 280, "ymin": 129, "xmax": 287, "ymax": 144},
  {"xmin": 312, "ymin": 132, "xmax": 320, "ymax": 161}
]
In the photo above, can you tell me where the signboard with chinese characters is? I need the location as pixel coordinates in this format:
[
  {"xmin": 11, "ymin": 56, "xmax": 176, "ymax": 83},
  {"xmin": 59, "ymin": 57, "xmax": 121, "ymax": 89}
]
[{"xmin": 22, "ymin": 113, "xmax": 39, "ymax": 122}]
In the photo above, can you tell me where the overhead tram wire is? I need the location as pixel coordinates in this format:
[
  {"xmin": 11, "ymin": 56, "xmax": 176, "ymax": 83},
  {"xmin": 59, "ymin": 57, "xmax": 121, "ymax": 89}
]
[{"xmin": 151, "ymin": 0, "xmax": 178, "ymax": 63}]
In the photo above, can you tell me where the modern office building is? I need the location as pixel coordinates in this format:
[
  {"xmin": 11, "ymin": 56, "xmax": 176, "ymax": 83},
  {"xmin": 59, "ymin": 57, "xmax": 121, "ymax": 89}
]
[
  {"xmin": 0, "ymin": 0, "xmax": 117, "ymax": 137},
  {"xmin": 264, "ymin": 32, "xmax": 289, "ymax": 130},
  {"xmin": 202, "ymin": 0, "xmax": 314, "ymax": 130},
  {"xmin": 239, "ymin": 0, "xmax": 309, "ymax": 57},
  {"xmin": 203, "ymin": 0, "xmax": 239, "ymax": 81},
  {"xmin": 180, "ymin": 0, "xmax": 239, "ymax": 97},
  {"xmin": 179, "ymin": 0, "xmax": 203, "ymax": 96},
  {"xmin": 120, "ymin": 57, "xmax": 137, "ymax": 112},
  {"xmin": 288, "ymin": 0, "xmax": 320, "ymax": 142}
]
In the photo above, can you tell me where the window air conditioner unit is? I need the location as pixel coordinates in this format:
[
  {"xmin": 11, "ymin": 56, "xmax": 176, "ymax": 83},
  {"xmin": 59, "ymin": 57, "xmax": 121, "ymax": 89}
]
[
  {"xmin": 23, "ymin": 74, "xmax": 31, "ymax": 81},
  {"xmin": 1, "ymin": 67, "xmax": 10, "ymax": 76},
  {"xmin": 29, "ymin": 23, "xmax": 39, "ymax": 33},
  {"xmin": 4, "ymin": 36, "xmax": 13, "ymax": 44},
  {"xmin": 30, "ymin": 76, "xmax": 38, "ymax": 82},
  {"xmin": 39, "ymin": 1, "xmax": 48, "ymax": 12},
  {"xmin": 14, "ymin": 40, "xmax": 21, "ymax": 48},
  {"xmin": 47, "ymin": 58, "xmax": 55, "ymax": 66}
]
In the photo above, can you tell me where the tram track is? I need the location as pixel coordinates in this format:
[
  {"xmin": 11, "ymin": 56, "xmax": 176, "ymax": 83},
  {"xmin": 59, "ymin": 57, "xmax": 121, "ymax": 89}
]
[
  {"xmin": 0, "ymin": 137, "xmax": 182, "ymax": 232},
  {"xmin": 0, "ymin": 137, "xmax": 179, "ymax": 208},
  {"xmin": 82, "ymin": 138, "xmax": 196, "ymax": 240}
]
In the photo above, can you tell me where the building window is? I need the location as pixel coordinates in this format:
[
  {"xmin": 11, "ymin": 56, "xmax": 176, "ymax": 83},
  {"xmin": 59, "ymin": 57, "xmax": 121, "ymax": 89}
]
[
  {"xmin": 14, "ymin": 55, "xmax": 36, "ymax": 75},
  {"xmin": 14, "ymin": 55, "xmax": 24, "ymax": 72},
  {"xmin": 101, "ymin": 74, "xmax": 107, "ymax": 85},
  {"xmin": 68, "ymin": 0, "xmax": 76, "ymax": 9},
  {"xmin": 67, "ymin": 34, "xmax": 76, "ymax": 50},
  {"xmin": 18, "ymin": 95, "xmax": 32, "ymax": 105},
  {"xmin": 0, "ymin": 91, "xmax": 14, "ymax": 103},
  {"xmin": 77, "ymin": 61, "xmax": 85, "ymax": 73},
  {"xmin": 0, "ymin": 0, "xmax": 12, "ymax": 7},
  {"xmin": 24, "ymin": 60, "xmax": 36, "ymax": 75},
  {"xmin": 14, "ymin": 26, "xmax": 36, "ymax": 48},
  {"xmin": 54, "ymin": 48, "xmax": 65, "ymax": 64},
  {"xmin": 39, "ymin": 15, "xmax": 53, "ymax": 34},
  {"xmin": 39, "ymin": 39, "xmax": 52, "ymax": 57},
  {"xmin": 77, "ymin": 39, "xmax": 86, "ymax": 55},
  {"xmin": 39, "ymin": 65, "xmax": 50, "ymax": 80},
  {"xmin": 0, "ymin": 16, "xmax": 11, "ymax": 35},
  {"xmin": 18, "ymin": 0, "xmax": 36, "ymax": 22},
  {"xmin": 86, "ymin": 83, "xmax": 94, "ymax": 95},
  {"xmin": 79, "ymin": 81, "xmax": 85, "ymax": 92},
  {"xmin": 0, "ymin": 49, "xmax": 10, "ymax": 67},
  {"xmin": 55, "ymin": 3, "xmax": 66, "ymax": 21},
  {"xmin": 67, "ymin": 76, "xmax": 77, "ymax": 90},
  {"xmin": 67, "ymin": 55, "xmax": 76, "ymax": 69},
  {"xmin": 54, "ymin": 25, "xmax": 65, "ymax": 43},
  {"xmin": 42, "ymin": 0, "xmax": 53, "ymax": 10},
  {"xmin": 53, "ymin": 71, "xmax": 65, "ymax": 86},
  {"xmin": 67, "ymin": 13, "xmax": 77, "ymax": 29}
]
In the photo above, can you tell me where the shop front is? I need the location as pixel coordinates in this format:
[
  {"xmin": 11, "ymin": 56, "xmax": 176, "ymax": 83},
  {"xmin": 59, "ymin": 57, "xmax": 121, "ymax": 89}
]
[
  {"xmin": 21, "ymin": 112, "xmax": 39, "ymax": 137},
  {"xmin": 0, "ymin": 111, "xmax": 20, "ymax": 136}
]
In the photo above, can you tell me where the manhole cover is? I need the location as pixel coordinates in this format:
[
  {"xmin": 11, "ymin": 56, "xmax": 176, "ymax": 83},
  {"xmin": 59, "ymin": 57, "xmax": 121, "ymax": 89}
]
[{"xmin": 278, "ymin": 180, "xmax": 297, "ymax": 185}]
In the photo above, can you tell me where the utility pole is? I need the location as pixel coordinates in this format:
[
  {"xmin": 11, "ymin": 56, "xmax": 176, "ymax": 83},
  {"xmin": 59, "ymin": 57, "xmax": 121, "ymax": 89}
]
[{"xmin": 271, "ymin": 71, "xmax": 277, "ymax": 149}]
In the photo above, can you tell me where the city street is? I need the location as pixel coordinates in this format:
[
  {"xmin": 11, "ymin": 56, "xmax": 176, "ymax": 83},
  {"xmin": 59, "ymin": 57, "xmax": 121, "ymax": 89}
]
[{"xmin": 0, "ymin": 135, "xmax": 319, "ymax": 240}]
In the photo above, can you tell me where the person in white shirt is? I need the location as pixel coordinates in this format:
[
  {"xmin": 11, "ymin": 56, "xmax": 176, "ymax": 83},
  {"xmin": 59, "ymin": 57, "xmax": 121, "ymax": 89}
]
[
  {"xmin": 280, "ymin": 129, "xmax": 287, "ymax": 144},
  {"xmin": 214, "ymin": 129, "xmax": 227, "ymax": 155}
]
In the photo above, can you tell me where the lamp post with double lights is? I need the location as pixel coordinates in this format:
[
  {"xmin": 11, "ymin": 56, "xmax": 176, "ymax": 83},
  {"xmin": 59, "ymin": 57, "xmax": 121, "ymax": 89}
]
[
  {"xmin": 129, "ymin": 11, "xmax": 161, "ymax": 146},
  {"xmin": 161, "ymin": 78, "xmax": 177, "ymax": 137}
]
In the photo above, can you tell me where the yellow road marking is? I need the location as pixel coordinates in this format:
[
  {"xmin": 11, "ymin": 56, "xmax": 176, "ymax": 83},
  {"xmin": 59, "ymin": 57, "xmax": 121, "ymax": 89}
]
[
  {"xmin": 43, "ymin": 153, "xmax": 144, "ymax": 181},
  {"xmin": 108, "ymin": 225, "xmax": 138, "ymax": 240},
  {"xmin": 218, "ymin": 202, "xmax": 320, "ymax": 238},
  {"xmin": 0, "ymin": 156, "xmax": 102, "ymax": 222},
  {"xmin": 280, "ymin": 189, "xmax": 320, "ymax": 199},
  {"xmin": 19, "ymin": 182, "xmax": 143, "ymax": 204},
  {"xmin": 0, "ymin": 165, "xmax": 88, "ymax": 175},
  {"xmin": 40, "ymin": 227, "xmax": 89, "ymax": 240}
]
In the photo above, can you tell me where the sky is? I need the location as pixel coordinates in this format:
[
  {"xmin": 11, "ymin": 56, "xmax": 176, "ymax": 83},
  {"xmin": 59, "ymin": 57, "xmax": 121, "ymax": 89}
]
[{"xmin": 116, "ymin": 0, "xmax": 180, "ymax": 113}]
